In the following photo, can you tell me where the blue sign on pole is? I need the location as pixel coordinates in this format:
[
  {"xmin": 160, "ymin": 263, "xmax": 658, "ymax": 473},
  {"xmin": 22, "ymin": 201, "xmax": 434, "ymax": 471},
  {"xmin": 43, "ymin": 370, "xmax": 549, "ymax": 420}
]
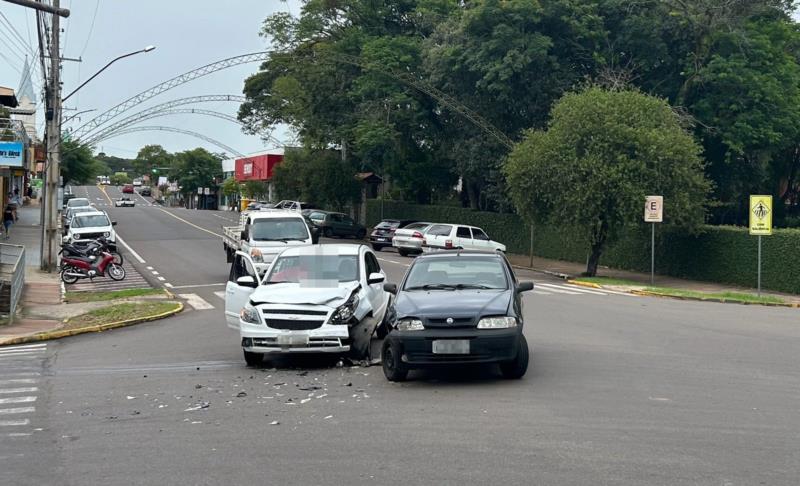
[{"xmin": 0, "ymin": 142, "xmax": 24, "ymax": 167}]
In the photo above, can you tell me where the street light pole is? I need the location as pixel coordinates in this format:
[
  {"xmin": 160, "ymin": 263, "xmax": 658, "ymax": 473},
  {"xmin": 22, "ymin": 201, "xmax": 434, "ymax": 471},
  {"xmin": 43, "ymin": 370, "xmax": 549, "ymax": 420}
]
[{"xmin": 62, "ymin": 46, "xmax": 156, "ymax": 102}]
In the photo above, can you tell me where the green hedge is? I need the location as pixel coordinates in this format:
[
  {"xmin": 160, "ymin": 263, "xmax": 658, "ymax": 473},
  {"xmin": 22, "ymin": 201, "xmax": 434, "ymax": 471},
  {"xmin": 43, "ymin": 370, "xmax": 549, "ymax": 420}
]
[{"xmin": 367, "ymin": 200, "xmax": 800, "ymax": 294}]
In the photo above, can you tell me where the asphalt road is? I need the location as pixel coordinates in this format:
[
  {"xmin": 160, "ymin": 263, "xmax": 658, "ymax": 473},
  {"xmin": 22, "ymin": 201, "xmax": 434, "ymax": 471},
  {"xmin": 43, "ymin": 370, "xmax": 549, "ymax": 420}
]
[{"xmin": 2, "ymin": 185, "xmax": 799, "ymax": 485}]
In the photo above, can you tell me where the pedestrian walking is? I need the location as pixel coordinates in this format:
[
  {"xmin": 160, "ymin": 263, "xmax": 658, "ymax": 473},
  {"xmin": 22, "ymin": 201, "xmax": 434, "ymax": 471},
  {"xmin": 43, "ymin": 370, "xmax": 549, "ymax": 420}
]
[{"xmin": 3, "ymin": 204, "xmax": 16, "ymax": 239}]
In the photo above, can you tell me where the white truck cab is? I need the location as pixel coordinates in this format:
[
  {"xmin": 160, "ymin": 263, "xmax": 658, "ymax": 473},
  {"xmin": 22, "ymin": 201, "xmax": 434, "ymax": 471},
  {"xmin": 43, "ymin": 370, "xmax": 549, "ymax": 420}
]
[
  {"xmin": 64, "ymin": 210, "xmax": 117, "ymax": 247},
  {"xmin": 224, "ymin": 244, "xmax": 390, "ymax": 366},
  {"xmin": 222, "ymin": 210, "xmax": 317, "ymax": 274}
]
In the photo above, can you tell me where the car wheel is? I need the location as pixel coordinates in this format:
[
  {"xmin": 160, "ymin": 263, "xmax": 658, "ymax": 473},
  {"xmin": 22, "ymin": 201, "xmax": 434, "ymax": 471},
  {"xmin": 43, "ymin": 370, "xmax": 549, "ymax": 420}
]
[
  {"xmin": 397, "ymin": 249, "xmax": 408, "ymax": 257},
  {"xmin": 323, "ymin": 227, "xmax": 333, "ymax": 238},
  {"xmin": 243, "ymin": 349, "xmax": 262, "ymax": 367},
  {"xmin": 372, "ymin": 244, "xmax": 384, "ymax": 252},
  {"xmin": 500, "ymin": 334, "xmax": 529, "ymax": 379},
  {"xmin": 381, "ymin": 339, "xmax": 408, "ymax": 382}
]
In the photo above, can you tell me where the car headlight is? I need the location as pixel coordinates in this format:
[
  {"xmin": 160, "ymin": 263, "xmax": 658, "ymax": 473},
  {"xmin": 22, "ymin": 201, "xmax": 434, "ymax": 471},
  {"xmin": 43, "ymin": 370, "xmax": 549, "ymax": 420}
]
[
  {"xmin": 396, "ymin": 318, "xmax": 424, "ymax": 331},
  {"xmin": 250, "ymin": 248, "xmax": 263, "ymax": 263},
  {"xmin": 73, "ymin": 233, "xmax": 81, "ymax": 240},
  {"xmin": 240, "ymin": 304, "xmax": 261, "ymax": 324},
  {"xmin": 103, "ymin": 232, "xmax": 110, "ymax": 238},
  {"xmin": 331, "ymin": 291, "xmax": 360, "ymax": 324},
  {"xmin": 477, "ymin": 316, "xmax": 517, "ymax": 329}
]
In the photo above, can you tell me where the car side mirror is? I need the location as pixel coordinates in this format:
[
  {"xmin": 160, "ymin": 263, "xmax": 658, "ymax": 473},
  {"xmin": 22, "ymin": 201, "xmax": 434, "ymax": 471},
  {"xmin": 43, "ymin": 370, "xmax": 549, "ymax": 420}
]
[
  {"xmin": 111, "ymin": 221, "xmax": 117, "ymax": 226},
  {"xmin": 236, "ymin": 276, "xmax": 258, "ymax": 288},
  {"xmin": 516, "ymin": 281, "xmax": 534, "ymax": 293},
  {"xmin": 311, "ymin": 227, "xmax": 320, "ymax": 244},
  {"xmin": 368, "ymin": 272, "xmax": 385, "ymax": 285},
  {"xmin": 383, "ymin": 282, "xmax": 397, "ymax": 294}
]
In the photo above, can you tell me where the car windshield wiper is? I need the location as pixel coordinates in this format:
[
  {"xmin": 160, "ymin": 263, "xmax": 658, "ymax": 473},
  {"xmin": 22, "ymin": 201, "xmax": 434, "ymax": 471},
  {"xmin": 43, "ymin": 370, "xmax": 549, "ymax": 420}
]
[
  {"xmin": 453, "ymin": 283, "xmax": 497, "ymax": 290},
  {"xmin": 255, "ymin": 237, "xmax": 307, "ymax": 242},
  {"xmin": 404, "ymin": 283, "xmax": 457, "ymax": 291}
]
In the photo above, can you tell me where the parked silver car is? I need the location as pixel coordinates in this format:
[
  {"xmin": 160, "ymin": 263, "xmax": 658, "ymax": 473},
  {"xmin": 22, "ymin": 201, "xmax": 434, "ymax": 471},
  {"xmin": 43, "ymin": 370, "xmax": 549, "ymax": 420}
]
[{"xmin": 391, "ymin": 222, "xmax": 433, "ymax": 256}]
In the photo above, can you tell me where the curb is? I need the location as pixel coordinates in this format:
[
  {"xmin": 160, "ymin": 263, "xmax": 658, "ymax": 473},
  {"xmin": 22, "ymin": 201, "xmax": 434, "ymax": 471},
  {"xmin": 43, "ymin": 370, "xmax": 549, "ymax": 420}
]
[
  {"xmin": 0, "ymin": 302, "xmax": 184, "ymax": 346},
  {"xmin": 630, "ymin": 290, "xmax": 800, "ymax": 308},
  {"xmin": 566, "ymin": 279, "xmax": 603, "ymax": 289},
  {"xmin": 511, "ymin": 265, "xmax": 571, "ymax": 280}
]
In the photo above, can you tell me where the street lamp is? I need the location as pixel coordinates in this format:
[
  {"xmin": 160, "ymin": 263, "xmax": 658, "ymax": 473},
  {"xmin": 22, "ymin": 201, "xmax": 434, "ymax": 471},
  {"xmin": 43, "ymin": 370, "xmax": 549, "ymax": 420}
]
[
  {"xmin": 62, "ymin": 46, "xmax": 156, "ymax": 102},
  {"xmin": 61, "ymin": 108, "xmax": 96, "ymax": 125}
]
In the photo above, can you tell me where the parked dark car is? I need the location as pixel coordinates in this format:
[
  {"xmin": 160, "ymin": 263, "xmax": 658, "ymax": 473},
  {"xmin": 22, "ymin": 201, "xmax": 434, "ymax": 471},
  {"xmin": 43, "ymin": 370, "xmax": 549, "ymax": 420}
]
[
  {"xmin": 381, "ymin": 250, "xmax": 534, "ymax": 382},
  {"xmin": 369, "ymin": 219, "xmax": 417, "ymax": 252},
  {"xmin": 306, "ymin": 210, "xmax": 366, "ymax": 239},
  {"xmin": 139, "ymin": 186, "xmax": 151, "ymax": 197}
]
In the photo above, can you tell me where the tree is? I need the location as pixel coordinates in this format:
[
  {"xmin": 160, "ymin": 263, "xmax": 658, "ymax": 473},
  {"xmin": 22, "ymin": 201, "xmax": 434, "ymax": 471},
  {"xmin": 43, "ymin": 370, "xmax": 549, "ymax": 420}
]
[
  {"xmin": 169, "ymin": 148, "xmax": 223, "ymax": 197},
  {"xmin": 61, "ymin": 140, "xmax": 105, "ymax": 185},
  {"xmin": 221, "ymin": 176, "xmax": 241, "ymax": 197},
  {"xmin": 133, "ymin": 144, "xmax": 173, "ymax": 178},
  {"xmin": 110, "ymin": 172, "xmax": 131, "ymax": 185},
  {"xmin": 271, "ymin": 148, "xmax": 362, "ymax": 211},
  {"xmin": 505, "ymin": 87, "xmax": 712, "ymax": 276}
]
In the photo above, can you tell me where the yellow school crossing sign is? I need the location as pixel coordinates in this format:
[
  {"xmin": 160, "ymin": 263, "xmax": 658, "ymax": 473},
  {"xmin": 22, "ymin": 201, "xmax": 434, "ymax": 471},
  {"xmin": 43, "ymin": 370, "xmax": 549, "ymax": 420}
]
[{"xmin": 749, "ymin": 195, "xmax": 772, "ymax": 236}]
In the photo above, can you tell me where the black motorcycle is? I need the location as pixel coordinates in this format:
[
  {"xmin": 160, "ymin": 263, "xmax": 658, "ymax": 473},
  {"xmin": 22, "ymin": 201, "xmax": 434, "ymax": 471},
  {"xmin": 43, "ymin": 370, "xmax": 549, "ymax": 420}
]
[{"xmin": 59, "ymin": 237, "xmax": 123, "ymax": 265}]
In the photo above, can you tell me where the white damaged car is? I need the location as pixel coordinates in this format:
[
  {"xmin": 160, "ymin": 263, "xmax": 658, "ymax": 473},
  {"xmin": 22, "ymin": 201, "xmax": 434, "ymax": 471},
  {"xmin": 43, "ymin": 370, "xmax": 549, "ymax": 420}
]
[{"xmin": 224, "ymin": 244, "xmax": 390, "ymax": 366}]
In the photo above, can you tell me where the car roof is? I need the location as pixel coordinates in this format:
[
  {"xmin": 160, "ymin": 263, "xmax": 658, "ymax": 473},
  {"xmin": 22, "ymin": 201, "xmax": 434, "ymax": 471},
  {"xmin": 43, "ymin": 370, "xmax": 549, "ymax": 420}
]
[
  {"xmin": 68, "ymin": 198, "xmax": 90, "ymax": 204},
  {"xmin": 248, "ymin": 210, "xmax": 306, "ymax": 220},
  {"xmin": 72, "ymin": 210, "xmax": 106, "ymax": 218},
  {"xmin": 277, "ymin": 244, "xmax": 364, "ymax": 258},
  {"xmin": 414, "ymin": 249, "xmax": 502, "ymax": 260}
]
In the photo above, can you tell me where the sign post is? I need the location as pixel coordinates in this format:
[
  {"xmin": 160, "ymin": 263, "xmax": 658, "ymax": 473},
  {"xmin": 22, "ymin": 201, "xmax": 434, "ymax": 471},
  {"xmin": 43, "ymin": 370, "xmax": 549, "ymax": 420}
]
[
  {"xmin": 644, "ymin": 196, "xmax": 664, "ymax": 286},
  {"xmin": 749, "ymin": 195, "xmax": 773, "ymax": 297}
]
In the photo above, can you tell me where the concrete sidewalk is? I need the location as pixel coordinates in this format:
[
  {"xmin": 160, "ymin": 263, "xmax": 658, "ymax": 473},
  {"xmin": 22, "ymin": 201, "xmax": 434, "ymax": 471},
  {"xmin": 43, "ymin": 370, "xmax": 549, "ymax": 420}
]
[{"xmin": 505, "ymin": 253, "xmax": 800, "ymax": 304}]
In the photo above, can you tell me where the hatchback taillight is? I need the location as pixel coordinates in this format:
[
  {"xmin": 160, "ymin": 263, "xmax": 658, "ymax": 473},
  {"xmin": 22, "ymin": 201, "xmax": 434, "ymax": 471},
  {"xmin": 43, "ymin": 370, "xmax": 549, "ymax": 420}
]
[
  {"xmin": 445, "ymin": 239, "xmax": 453, "ymax": 249},
  {"xmin": 412, "ymin": 231, "xmax": 423, "ymax": 239}
]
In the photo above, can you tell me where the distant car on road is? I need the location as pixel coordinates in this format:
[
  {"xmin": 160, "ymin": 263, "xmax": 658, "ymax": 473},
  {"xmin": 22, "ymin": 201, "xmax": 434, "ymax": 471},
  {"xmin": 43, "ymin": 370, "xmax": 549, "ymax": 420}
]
[
  {"xmin": 391, "ymin": 222, "xmax": 433, "ymax": 256},
  {"xmin": 381, "ymin": 250, "xmax": 533, "ymax": 381},
  {"xmin": 122, "ymin": 184, "xmax": 134, "ymax": 194},
  {"xmin": 369, "ymin": 219, "xmax": 417, "ymax": 252},
  {"xmin": 138, "ymin": 186, "xmax": 151, "ymax": 197},
  {"xmin": 306, "ymin": 210, "xmax": 366, "ymax": 239},
  {"xmin": 132, "ymin": 179, "xmax": 142, "ymax": 187},
  {"xmin": 114, "ymin": 196, "xmax": 135, "ymax": 207},
  {"xmin": 422, "ymin": 224, "xmax": 506, "ymax": 253}
]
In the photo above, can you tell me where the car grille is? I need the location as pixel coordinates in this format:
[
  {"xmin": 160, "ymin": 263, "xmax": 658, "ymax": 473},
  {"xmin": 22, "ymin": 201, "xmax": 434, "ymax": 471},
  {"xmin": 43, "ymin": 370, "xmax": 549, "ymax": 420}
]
[
  {"xmin": 252, "ymin": 337, "xmax": 344, "ymax": 348},
  {"xmin": 262, "ymin": 309, "xmax": 327, "ymax": 316},
  {"xmin": 74, "ymin": 232, "xmax": 105, "ymax": 240},
  {"xmin": 262, "ymin": 317, "xmax": 324, "ymax": 330},
  {"xmin": 425, "ymin": 317, "xmax": 474, "ymax": 328}
]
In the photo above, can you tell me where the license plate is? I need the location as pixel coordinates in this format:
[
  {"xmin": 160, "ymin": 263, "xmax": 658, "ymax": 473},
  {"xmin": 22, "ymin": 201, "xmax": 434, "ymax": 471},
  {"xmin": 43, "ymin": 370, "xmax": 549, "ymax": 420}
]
[
  {"xmin": 276, "ymin": 334, "xmax": 309, "ymax": 346},
  {"xmin": 376, "ymin": 237, "xmax": 387, "ymax": 241},
  {"xmin": 432, "ymin": 340, "xmax": 470, "ymax": 354}
]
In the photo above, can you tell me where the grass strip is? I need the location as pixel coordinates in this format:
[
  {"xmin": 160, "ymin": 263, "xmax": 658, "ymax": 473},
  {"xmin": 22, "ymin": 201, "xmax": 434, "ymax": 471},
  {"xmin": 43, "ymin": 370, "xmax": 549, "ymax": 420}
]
[
  {"xmin": 643, "ymin": 288, "xmax": 785, "ymax": 305},
  {"xmin": 64, "ymin": 301, "xmax": 180, "ymax": 330},
  {"xmin": 65, "ymin": 288, "xmax": 165, "ymax": 303}
]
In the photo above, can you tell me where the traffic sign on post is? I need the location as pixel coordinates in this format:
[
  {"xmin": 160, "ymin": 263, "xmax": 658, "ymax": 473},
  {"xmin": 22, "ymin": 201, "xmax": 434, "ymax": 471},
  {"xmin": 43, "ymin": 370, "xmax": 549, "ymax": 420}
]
[
  {"xmin": 644, "ymin": 196, "xmax": 663, "ymax": 222},
  {"xmin": 749, "ymin": 195, "xmax": 772, "ymax": 235}
]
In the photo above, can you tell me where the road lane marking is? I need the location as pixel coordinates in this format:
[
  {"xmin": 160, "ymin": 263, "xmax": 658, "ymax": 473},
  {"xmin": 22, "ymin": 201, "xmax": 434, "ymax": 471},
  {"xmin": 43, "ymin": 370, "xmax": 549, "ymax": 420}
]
[
  {"xmin": 531, "ymin": 284, "xmax": 580, "ymax": 295},
  {"xmin": 0, "ymin": 407, "xmax": 36, "ymax": 415},
  {"xmin": 116, "ymin": 235, "xmax": 146, "ymax": 264},
  {"xmin": 213, "ymin": 291, "xmax": 226, "ymax": 300},
  {"xmin": 164, "ymin": 283, "xmax": 174, "ymax": 288},
  {"xmin": 377, "ymin": 257, "xmax": 409, "ymax": 267},
  {"xmin": 0, "ymin": 379, "xmax": 37, "ymax": 385},
  {"xmin": 0, "ymin": 419, "xmax": 30, "ymax": 426},
  {"xmin": 0, "ymin": 388, "xmax": 38, "ymax": 394},
  {"xmin": 146, "ymin": 266, "xmax": 153, "ymax": 270},
  {"xmin": 157, "ymin": 276, "xmax": 165, "ymax": 281},
  {"xmin": 170, "ymin": 283, "xmax": 226, "ymax": 289},
  {"xmin": 538, "ymin": 283, "xmax": 608, "ymax": 296},
  {"xmin": 0, "ymin": 349, "xmax": 45, "ymax": 356},
  {"xmin": 151, "ymin": 271, "xmax": 159, "ymax": 275},
  {"xmin": 178, "ymin": 293, "xmax": 215, "ymax": 310},
  {"xmin": 0, "ymin": 344, "xmax": 46, "ymax": 351},
  {"xmin": 157, "ymin": 208, "xmax": 223, "ymax": 238},
  {"xmin": 0, "ymin": 396, "xmax": 37, "ymax": 404},
  {"xmin": 532, "ymin": 290, "xmax": 554, "ymax": 295}
]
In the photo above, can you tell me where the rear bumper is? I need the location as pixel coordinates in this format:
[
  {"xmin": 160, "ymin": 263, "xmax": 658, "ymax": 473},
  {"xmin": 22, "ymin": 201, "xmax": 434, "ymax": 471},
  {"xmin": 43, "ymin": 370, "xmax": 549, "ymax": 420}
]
[
  {"xmin": 392, "ymin": 238, "xmax": 423, "ymax": 251},
  {"xmin": 386, "ymin": 328, "xmax": 520, "ymax": 366},
  {"xmin": 369, "ymin": 235, "xmax": 392, "ymax": 245}
]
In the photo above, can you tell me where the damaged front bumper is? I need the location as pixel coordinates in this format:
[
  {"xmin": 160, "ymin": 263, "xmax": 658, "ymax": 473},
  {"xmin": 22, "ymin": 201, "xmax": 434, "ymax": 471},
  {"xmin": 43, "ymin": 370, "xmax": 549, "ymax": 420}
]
[{"xmin": 240, "ymin": 322, "xmax": 351, "ymax": 354}]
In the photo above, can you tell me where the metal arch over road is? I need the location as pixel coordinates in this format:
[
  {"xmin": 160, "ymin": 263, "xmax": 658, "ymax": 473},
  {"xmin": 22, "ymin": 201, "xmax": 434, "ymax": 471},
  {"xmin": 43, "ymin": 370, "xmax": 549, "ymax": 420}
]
[
  {"xmin": 72, "ymin": 53, "xmax": 271, "ymax": 139},
  {"xmin": 80, "ymin": 95, "xmax": 247, "ymax": 143},
  {"xmin": 96, "ymin": 126, "xmax": 246, "ymax": 157},
  {"xmin": 72, "ymin": 50, "xmax": 513, "ymax": 149}
]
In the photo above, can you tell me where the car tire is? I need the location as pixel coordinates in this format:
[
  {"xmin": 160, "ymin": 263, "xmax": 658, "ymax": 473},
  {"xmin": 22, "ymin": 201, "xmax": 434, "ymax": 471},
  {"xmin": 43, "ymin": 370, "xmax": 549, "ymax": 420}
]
[
  {"xmin": 381, "ymin": 339, "xmax": 408, "ymax": 382},
  {"xmin": 323, "ymin": 227, "xmax": 333, "ymax": 238},
  {"xmin": 397, "ymin": 249, "xmax": 409, "ymax": 257},
  {"xmin": 243, "ymin": 349, "xmax": 262, "ymax": 367},
  {"xmin": 500, "ymin": 334, "xmax": 529, "ymax": 379},
  {"xmin": 372, "ymin": 243, "xmax": 384, "ymax": 252}
]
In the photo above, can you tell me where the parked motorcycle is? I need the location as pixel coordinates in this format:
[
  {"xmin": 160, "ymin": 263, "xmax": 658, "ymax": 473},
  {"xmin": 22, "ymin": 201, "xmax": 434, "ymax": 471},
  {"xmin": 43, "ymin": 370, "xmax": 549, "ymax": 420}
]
[
  {"xmin": 60, "ymin": 251, "xmax": 126, "ymax": 284},
  {"xmin": 59, "ymin": 237, "xmax": 123, "ymax": 265}
]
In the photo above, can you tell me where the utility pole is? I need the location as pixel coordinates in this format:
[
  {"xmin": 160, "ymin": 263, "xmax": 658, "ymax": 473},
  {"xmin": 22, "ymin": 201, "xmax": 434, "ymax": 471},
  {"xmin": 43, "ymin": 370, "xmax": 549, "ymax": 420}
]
[{"xmin": 43, "ymin": 0, "xmax": 61, "ymax": 271}]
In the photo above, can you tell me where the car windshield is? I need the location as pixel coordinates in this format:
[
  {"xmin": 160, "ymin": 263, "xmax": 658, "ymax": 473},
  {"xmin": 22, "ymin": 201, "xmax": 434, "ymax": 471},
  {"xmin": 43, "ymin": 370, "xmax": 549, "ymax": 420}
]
[
  {"xmin": 376, "ymin": 221, "xmax": 400, "ymax": 229},
  {"xmin": 251, "ymin": 218, "xmax": 309, "ymax": 241},
  {"xmin": 72, "ymin": 214, "xmax": 110, "ymax": 228},
  {"xmin": 404, "ymin": 256, "xmax": 508, "ymax": 290},
  {"xmin": 67, "ymin": 199, "xmax": 90, "ymax": 207},
  {"xmin": 266, "ymin": 254, "xmax": 359, "ymax": 284}
]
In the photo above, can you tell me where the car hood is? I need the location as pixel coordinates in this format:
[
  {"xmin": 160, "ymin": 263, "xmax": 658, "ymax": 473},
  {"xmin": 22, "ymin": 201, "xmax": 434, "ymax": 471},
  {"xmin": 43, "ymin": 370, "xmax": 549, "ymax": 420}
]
[
  {"xmin": 395, "ymin": 288, "xmax": 511, "ymax": 318},
  {"xmin": 250, "ymin": 281, "xmax": 359, "ymax": 307}
]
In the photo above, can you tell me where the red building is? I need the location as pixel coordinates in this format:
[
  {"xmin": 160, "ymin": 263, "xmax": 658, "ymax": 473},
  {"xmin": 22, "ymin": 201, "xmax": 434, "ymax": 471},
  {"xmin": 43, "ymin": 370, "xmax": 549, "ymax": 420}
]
[{"xmin": 234, "ymin": 153, "xmax": 283, "ymax": 182}]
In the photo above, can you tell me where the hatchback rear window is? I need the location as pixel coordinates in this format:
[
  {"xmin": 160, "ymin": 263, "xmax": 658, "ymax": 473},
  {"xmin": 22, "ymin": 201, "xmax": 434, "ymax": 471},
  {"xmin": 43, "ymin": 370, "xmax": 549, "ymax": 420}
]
[
  {"xmin": 376, "ymin": 221, "xmax": 400, "ymax": 229},
  {"xmin": 427, "ymin": 224, "xmax": 452, "ymax": 236}
]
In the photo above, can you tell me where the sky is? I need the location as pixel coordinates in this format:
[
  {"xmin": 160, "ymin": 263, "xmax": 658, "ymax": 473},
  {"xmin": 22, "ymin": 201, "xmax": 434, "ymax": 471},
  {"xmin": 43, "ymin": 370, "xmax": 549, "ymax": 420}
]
[{"xmin": 0, "ymin": 0, "xmax": 301, "ymax": 159}]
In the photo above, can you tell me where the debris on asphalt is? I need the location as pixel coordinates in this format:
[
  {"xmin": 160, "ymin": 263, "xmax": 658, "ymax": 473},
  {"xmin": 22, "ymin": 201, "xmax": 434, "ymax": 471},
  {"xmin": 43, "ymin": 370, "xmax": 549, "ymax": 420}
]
[
  {"xmin": 270, "ymin": 421, "xmax": 280, "ymax": 425},
  {"xmin": 300, "ymin": 398, "xmax": 311, "ymax": 404},
  {"xmin": 184, "ymin": 401, "xmax": 210, "ymax": 412},
  {"xmin": 236, "ymin": 391, "xmax": 247, "ymax": 398},
  {"xmin": 297, "ymin": 371, "xmax": 308, "ymax": 376},
  {"xmin": 195, "ymin": 384, "xmax": 203, "ymax": 389},
  {"xmin": 324, "ymin": 415, "xmax": 333, "ymax": 419},
  {"xmin": 126, "ymin": 396, "xmax": 136, "ymax": 400}
]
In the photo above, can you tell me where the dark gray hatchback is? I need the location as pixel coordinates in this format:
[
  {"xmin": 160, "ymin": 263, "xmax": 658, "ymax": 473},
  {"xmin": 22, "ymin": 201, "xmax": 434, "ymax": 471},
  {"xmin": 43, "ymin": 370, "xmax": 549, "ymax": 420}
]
[{"xmin": 381, "ymin": 251, "xmax": 534, "ymax": 381}]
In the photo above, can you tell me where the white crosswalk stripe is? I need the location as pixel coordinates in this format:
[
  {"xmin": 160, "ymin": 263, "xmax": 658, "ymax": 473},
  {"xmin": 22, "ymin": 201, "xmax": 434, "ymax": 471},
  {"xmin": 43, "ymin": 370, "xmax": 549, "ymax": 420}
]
[
  {"xmin": 0, "ymin": 419, "xmax": 30, "ymax": 426},
  {"xmin": 0, "ymin": 344, "xmax": 45, "ymax": 436},
  {"xmin": 179, "ymin": 293, "xmax": 215, "ymax": 310},
  {"xmin": 0, "ymin": 387, "xmax": 38, "ymax": 394},
  {"xmin": 538, "ymin": 283, "xmax": 608, "ymax": 296},
  {"xmin": 525, "ymin": 282, "xmax": 638, "ymax": 298},
  {"xmin": 0, "ymin": 396, "xmax": 37, "ymax": 404},
  {"xmin": 214, "ymin": 291, "xmax": 226, "ymax": 300}
]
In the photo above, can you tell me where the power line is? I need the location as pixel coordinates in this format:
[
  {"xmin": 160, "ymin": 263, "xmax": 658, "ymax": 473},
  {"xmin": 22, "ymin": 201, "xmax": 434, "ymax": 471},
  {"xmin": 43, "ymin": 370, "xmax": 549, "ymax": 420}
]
[
  {"xmin": 78, "ymin": 0, "xmax": 99, "ymax": 58},
  {"xmin": 0, "ymin": 11, "xmax": 36, "ymax": 59},
  {"xmin": 0, "ymin": 51, "xmax": 23, "ymax": 74},
  {"xmin": 0, "ymin": 29, "xmax": 29, "ymax": 63}
]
